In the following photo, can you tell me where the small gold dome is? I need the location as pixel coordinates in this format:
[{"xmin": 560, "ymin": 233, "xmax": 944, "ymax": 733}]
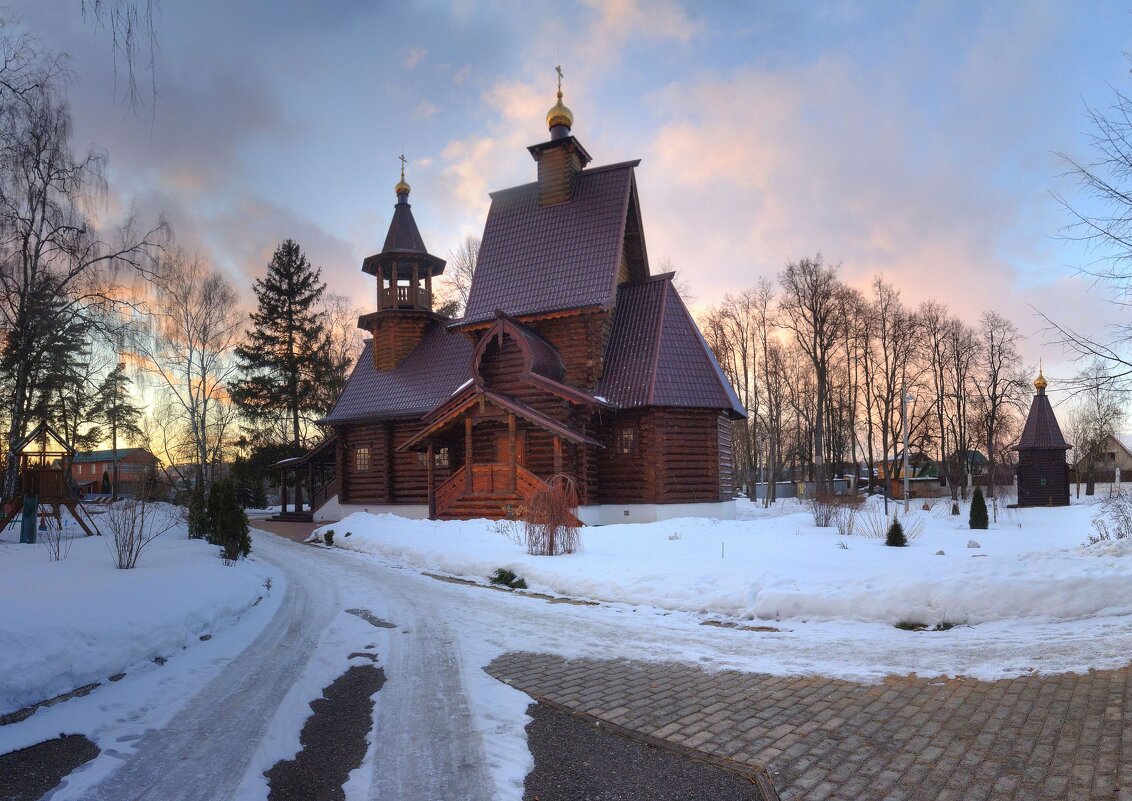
[
  {"xmin": 547, "ymin": 90, "xmax": 573, "ymax": 130},
  {"xmin": 395, "ymin": 178, "xmax": 410, "ymax": 197},
  {"xmin": 1034, "ymin": 368, "xmax": 1047, "ymax": 392}
]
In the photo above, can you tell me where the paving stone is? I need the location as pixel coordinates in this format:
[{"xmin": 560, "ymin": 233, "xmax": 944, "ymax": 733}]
[{"xmin": 485, "ymin": 653, "xmax": 1132, "ymax": 801}]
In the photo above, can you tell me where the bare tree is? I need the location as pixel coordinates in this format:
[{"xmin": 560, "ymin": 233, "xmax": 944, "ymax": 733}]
[
  {"xmin": 971, "ymin": 311, "xmax": 1029, "ymax": 500},
  {"xmin": 0, "ymin": 31, "xmax": 164, "ymax": 503},
  {"xmin": 436, "ymin": 234, "xmax": 480, "ymax": 316},
  {"xmin": 1066, "ymin": 360, "xmax": 1125, "ymax": 496},
  {"xmin": 1048, "ymin": 61, "xmax": 1132, "ymax": 390},
  {"xmin": 82, "ymin": 0, "xmax": 159, "ymax": 112},
  {"xmin": 778, "ymin": 255, "xmax": 844, "ymax": 493},
  {"xmin": 130, "ymin": 249, "xmax": 241, "ymax": 491},
  {"xmin": 864, "ymin": 278, "xmax": 923, "ymax": 511}
]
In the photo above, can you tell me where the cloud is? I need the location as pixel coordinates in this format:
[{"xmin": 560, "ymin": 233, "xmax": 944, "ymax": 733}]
[
  {"xmin": 413, "ymin": 100, "xmax": 439, "ymax": 119},
  {"xmin": 453, "ymin": 65, "xmax": 472, "ymax": 85},
  {"xmin": 404, "ymin": 46, "xmax": 427, "ymax": 69}
]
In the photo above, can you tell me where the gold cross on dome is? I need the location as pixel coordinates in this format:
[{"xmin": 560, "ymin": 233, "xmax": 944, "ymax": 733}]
[
  {"xmin": 555, "ymin": 64, "xmax": 563, "ymax": 94},
  {"xmin": 398, "ymin": 153, "xmax": 407, "ymax": 181}
]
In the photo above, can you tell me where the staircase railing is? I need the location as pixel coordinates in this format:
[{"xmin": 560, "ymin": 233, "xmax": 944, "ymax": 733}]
[
  {"xmin": 434, "ymin": 467, "xmax": 467, "ymax": 518},
  {"xmin": 432, "ymin": 463, "xmax": 554, "ymax": 519}
]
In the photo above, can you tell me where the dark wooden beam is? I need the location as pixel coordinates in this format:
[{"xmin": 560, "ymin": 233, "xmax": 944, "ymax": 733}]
[
  {"xmin": 427, "ymin": 443, "xmax": 435, "ymax": 519},
  {"xmin": 509, "ymin": 413, "xmax": 517, "ymax": 492},
  {"xmin": 465, "ymin": 417, "xmax": 473, "ymax": 493}
]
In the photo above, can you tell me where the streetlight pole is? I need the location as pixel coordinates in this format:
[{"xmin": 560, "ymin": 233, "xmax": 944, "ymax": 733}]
[{"xmin": 902, "ymin": 383, "xmax": 911, "ymax": 515}]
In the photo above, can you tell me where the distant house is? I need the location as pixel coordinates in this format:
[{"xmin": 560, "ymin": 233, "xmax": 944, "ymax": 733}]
[
  {"xmin": 875, "ymin": 451, "xmax": 947, "ymax": 499},
  {"xmin": 1076, "ymin": 433, "xmax": 1132, "ymax": 483},
  {"xmin": 70, "ymin": 448, "xmax": 159, "ymax": 496}
]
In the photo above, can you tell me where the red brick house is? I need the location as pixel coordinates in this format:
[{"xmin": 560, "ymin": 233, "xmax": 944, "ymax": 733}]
[
  {"xmin": 293, "ymin": 86, "xmax": 744, "ymax": 524},
  {"xmin": 71, "ymin": 447, "xmax": 159, "ymax": 496}
]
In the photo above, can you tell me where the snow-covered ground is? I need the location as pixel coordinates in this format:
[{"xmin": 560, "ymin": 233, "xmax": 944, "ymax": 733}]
[
  {"xmin": 312, "ymin": 493, "xmax": 1132, "ymax": 629},
  {"xmin": 0, "ymin": 510, "xmax": 279, "ymax": 714}
]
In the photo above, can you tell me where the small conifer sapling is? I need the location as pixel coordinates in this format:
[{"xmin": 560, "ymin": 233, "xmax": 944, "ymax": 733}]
[
  {"xmin": 969, "ymin": 486, "xmax": 989, "ymax": 530},
  {"xmin": 886, "ymin": 515, "xmax": 908, "ymax": 547}
]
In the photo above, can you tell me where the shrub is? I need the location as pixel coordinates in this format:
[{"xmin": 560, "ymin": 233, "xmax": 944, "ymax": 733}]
[
  {"xmin": 1089, "ymin": 489, "xmax": 1132, "ymax": 544},
  {"xmin": 832, "ymin": 503, "xmax": 857, "ymax": 537},
  {"xmin": 187, "ymin": 484, "xmax": 208, "ymax": 540},
  {"xmin": 885, "ymin": 515, "xmax": 907, "ymax": 547},
  {"xmin": 969, "ymin": 487, "xmax": 989, "ymax": 530},
  {"xmin": 105, "ymin": 499, "xmax": 178, "ymax": 569},
  {"xmin": 206, "ymin": 479, "xmax": 252, "ymax": 561},
  {"xmin": 489, "ymin": 568, "xmax": 528, "ymax": 589},
  {"xmin": 810, "ymin": 494, "xmax": 838, "ymax": 527},
  {"xmin": 525, "ymin": 474, "xmax": 582, "ymax": 556},
  {"xmin": 324, "ymin": 529, "xmax": 334, "ymax": 546}
]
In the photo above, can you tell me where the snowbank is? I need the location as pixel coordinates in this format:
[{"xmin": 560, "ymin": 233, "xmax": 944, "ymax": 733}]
[
  {"xmin": 312, "ymin": 497, "xmax": 1132, "ymax": 627},
  {"xmin": 0, "ymin": 523, "xmax": 277, "ymax": 714}
]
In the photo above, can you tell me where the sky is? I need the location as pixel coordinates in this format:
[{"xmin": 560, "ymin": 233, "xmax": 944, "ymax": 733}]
[{"xmin": 11, "ymin": 0, "xmax": 1132, "ymax": 405}]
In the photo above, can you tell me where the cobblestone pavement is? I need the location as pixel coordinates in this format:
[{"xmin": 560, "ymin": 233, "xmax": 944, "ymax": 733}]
[{"xmin": 487, "ymin": 653, "xmax": 1132, "ymax": 801}]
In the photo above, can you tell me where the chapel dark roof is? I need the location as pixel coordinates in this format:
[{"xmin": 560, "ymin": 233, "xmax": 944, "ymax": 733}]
[
  {"xmin": 461, "ymin": 161, "xmax": 640, "ymax": 325},
  {"xmin": 1016, "ymin": 392, "xmax": 1071, "ymax": 451},
  {"xmin": 321, "ymin": 322, "xmax": 475, "ymax": 423},
  {"xmin": 597, "ymin": 276, "xmax": 746, "ymax": 417}
]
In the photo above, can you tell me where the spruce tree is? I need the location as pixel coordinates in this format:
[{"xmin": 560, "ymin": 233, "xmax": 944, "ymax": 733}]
[
  {"xmin": 206, "ymin": 479, "xmax": 251, "ymax": 560},
  {"xmin": 90, "ymin": 363, "xmax": 145, "ymax": 499},
  {"xmin": 231, "ymin": 239, "xmax": 333, "ymax": 453},
  {"xmin": 969, "ymin": 486, "xmax": 989, "ymax": 529},
  {"xmin": 885, "ymin": 515, "xmax": 907, "ymax": 547},
  {"xmin": 187, "ymin": 483, "xmax": 209, "ymax": 539}
]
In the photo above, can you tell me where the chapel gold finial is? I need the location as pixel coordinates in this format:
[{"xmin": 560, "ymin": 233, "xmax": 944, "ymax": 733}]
[
  {"xmin": 395, "ymin": 153, "xmax": 410, "ymax": 198},
  {"xmin": 546, "ymin": 64, "xmax": 573, "ymax": 134},
  {"xmin": 1035, "ymin": 360, "xmax": 1047, "ymax": 393}
]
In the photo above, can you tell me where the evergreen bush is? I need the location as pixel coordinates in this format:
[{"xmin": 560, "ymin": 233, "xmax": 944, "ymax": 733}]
[
  {"xmin": 187, "ymin": 484, "xmax": 208, "ymax": 539},
  {"xmin": 885, "ymin": 515, "xmax": 907, "ymax": 547},
  {"xmin": 206, "ymin": 479, "xmax": 252, "ymax": 560},
  {"xmin": 969, "ymin": 487, "xmax": 989, "ymax": 530}
]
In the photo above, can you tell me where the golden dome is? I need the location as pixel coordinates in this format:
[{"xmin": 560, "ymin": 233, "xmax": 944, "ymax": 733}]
[
  {"xmin": 1034, "ymin": 367, "xmax": 1047, "ymax": 393},
  {"xmin": 395, "ymin": 154, "xmax": 410, "ymax": 197},
  {"xmin": 547, "ymin": 89, "xmax": 573, "ymax": 130}
]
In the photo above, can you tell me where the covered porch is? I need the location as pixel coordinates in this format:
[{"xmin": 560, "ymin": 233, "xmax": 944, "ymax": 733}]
[
  {"xmin": 269, "ymin": 436, "xmax": 338, "ymax": 522},
  {"xmin": 399, "ymin": 388, "xmax": 600, "ymax": 520}
]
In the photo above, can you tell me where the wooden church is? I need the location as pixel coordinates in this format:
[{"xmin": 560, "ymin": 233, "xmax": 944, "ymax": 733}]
[
  {"xmin": 309, "ymin": 80, "xmax": 745, "ymax": 524},
  {"xmin": 1013, "ymin": 368, "xmax": 1071, "ymax": 507}
]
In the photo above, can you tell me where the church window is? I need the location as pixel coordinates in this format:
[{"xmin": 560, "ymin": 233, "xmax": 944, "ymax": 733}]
[
  {"xmin": 616, "ymin": 425, "xmax": 637, "ymax": 455},
  {"xmin": 437, "ymin": 448, "xmax": 450, "ymax": 469},
  {"xmin": 355, "ymin": 447, "xmax": 370, "ymax": 472}
]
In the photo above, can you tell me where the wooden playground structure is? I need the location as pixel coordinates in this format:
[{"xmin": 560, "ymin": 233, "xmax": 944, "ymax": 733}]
[{"xmin": 0, "ymin": 422, "xmax": 100, "ymax": 540}]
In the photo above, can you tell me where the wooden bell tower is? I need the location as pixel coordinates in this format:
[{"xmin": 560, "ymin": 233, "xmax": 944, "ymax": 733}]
[{"xmin": 359, "ymin": 157, "xmax": 447, "ymax": 371}]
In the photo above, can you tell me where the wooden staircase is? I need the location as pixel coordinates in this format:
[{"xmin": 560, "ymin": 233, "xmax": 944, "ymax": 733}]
[{"xmin": 433, "ymin": 463, "xmax": 546, "ymax": 520}]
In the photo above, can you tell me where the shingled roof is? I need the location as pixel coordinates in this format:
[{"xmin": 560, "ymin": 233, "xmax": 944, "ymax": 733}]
[
  {"xmin": 362, "ymin": 197, "xmax": 446, "ymax": 278},
  {"xmin": 461, "ymin": 161, "xmax": 639, "ymax": 325},
  {"xmin": 597, "ymin": 276, "xmax": 745, "ymax": 417},
  {"xmin": 321, "ymin": 322, "xmax": 474, "ymax": 423},
  {"xmin": 1015, "ymin": 391, "xmax": 1071, "ymax": 451}
]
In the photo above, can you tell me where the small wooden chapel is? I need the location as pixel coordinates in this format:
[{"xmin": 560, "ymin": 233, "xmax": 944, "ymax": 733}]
[
  {"xmin": 308, "ymin": 77, "xmax": 745, "ymax": 524},
  {"xmin": 1013, "ymin": 368, "xmax": 1071, "ymax": 507}
]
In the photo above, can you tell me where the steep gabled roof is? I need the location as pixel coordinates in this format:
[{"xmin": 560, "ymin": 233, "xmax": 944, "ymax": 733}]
[
  {"xmin": 597, "ymin": 275, "xmax": 746, "ymax": 417},
  {"xmin": 461, "ymin": 161, "xmax": 640, "ymax": 325},
  {"xmin": 320, "ymin": 322, "xmax": 474, "ymax": 423},
  {"xmin": 1016, "ymin": 392, "xmax": 1071, "ymax": 451}
]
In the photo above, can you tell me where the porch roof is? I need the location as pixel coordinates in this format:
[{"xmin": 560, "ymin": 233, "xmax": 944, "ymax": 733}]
[{"xmin": 396, "ymin": 385, "xmax": 603, "ymax": 453}]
